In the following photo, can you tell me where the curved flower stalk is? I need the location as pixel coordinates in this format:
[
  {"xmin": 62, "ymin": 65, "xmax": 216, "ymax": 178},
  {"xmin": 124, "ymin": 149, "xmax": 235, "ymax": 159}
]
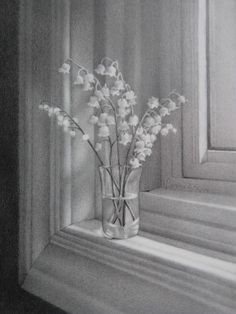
[{"xmin": 40, "ymin": 58, "xmax": 187, "ymax": 227}]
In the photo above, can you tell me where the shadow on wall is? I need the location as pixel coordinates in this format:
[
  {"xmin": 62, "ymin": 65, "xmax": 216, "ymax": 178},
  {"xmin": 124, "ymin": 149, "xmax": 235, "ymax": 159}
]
[{"xmin": 0, "ymin": 1, "xmax": 65, "ymax": 312}]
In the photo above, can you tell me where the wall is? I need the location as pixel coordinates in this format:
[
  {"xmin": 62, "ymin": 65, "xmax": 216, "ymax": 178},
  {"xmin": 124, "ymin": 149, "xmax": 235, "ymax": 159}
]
[
  {"xmin": 0, "ymin": 0, "xmax": 65, "ymax": 312},
  {"xmin": 0, "ymin": 0, "xmax": 19, "ymax": 299},
  {"xmin": 94, "ymin": 0, "xmax": 165, "ymax": 191}
]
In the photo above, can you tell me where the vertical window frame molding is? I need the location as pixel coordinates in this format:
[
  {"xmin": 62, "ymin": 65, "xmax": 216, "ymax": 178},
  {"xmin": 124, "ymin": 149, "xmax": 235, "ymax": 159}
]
[
  {"xmin": 161, "ymin": 0, "xmax": 236, "ymax": 195},
  {"xmin": 19, "ymin": 0, "xmax": 71, "ymax": 284},
  {"xmin": 19, "ymin": 0, "xmax": 34, "ymax": 284}
]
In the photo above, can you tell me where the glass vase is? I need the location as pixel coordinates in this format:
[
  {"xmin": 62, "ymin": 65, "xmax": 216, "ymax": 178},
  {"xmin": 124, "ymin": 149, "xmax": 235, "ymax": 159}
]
[{"xmin": 99, "ymin": 165, "xmax": 142, "ymax": 239}]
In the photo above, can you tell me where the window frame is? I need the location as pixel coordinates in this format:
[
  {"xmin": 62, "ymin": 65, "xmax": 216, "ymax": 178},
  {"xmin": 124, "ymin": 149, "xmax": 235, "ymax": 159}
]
[{"xmin": 161, "ymin": 0, "xmax": 236, "ymax": 194}]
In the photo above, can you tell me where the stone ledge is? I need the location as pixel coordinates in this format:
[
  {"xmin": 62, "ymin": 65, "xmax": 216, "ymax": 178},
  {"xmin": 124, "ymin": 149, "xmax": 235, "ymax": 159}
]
[{"xmin": 22, "ymin": 220, "xmax": 236, "ymax": 313}]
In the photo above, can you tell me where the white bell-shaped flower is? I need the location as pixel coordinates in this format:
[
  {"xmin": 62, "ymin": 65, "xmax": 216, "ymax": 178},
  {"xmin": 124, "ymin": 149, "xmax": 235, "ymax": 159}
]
[
  {"xmin": 98, "ymin": 125, "xmax": 110, "ymax": 137},
  {"xmin": 107, "ymin": 115, "xmax": 115, "ymax": 125},
  {"xmin": 154, "ymin": 114, "xmax": 161, "ymax": 124},
  {"xmin": 147, "ymin": 97, "xmax": 159, "ymax": 109},
  {"xmin": 84, "ymin": 73, "xmax": 95, "ymax": 83},
  {"xmin": 119, "ymin": 133, "xmax": 132, "ymax": 146},
  {"xmin": 137, "ymin": 152, "xmax": 146, "ymax": 162},
  {"xmin": 95, "ymin": 64, "xmax": 106, "ymax": 75},
  {"xmin": 177, "ymin": 95, "xmax": 186, "ymax": 104},
  {"xmin": 151, "ymin": 124, "xmax": 161, "ymax": 135},
  {"xmin": 124, "ymin": 90, "xmax": 136, "ymax": 101},
  {"xmin": 159, "ymin": 107, "xmax": 169, "ymax": 117},
  {"xmin": 99, "ymin": 112, "xmax": 108, "ymax": 124},
  {"xmin": 114, "ymin": 80, "xmax": 124, "ymax": 90},
  {"xmin": 89, "ymin": 115, "xmax": 99, "ymax": 124},
  {"xmin": 166, "ymin": 100, "xmax": 177, "ymax": 111},
  {"xmin": 88, "ymin": 96, "xmax": 100, "ymax": 108},
  {"xmin": 94, "ymin": 90, "xmax": 105, "ymax": 101},
  {"xmin": 160, "ymin": 127, "xmax": 169, "ymax": 136},
  {"xmin": 101, "ymin": 84, "xmax": 110, "ymax": 97},
  {"xmin": 143, "ymin": 116, "xmax": 155, "ymax": 128},
  {"xmin": 118, "ymin": 108, "xmax": 128, "ymax": 118},
  {"xmin": 106, "ymin": 65, "xmax": 116, "ymax": 77},
  {"xmin": 129, "ymin": 157, "xmax": 141, "ymax": 169},
  {"xmin": 128, "ymin": 115, "xmax": 139, "ymax": 126},
  {"xmin": 117, "ymin": 98, "xmax": 128, "ymax": 109},
  {"xmin": 58, "ymin": 63, "xmax": 70, "ymax": 74},
  {"xmin": 118, "ymin": 120, "xmax": 129, "ymax": 131},
  {"xmin": 136, "ymin": 127, "xmax": 144, "ymax": 136}
]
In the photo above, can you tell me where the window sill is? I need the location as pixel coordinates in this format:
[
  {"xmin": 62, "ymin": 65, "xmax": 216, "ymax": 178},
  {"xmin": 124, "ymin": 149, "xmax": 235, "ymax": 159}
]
[
  {"xmin": 22, "ymin": 219, "xmax": 236, "ymax": 314},
  {"xmin": 140, "ymin": 189, "xmax": 236, "ymax": 262}
]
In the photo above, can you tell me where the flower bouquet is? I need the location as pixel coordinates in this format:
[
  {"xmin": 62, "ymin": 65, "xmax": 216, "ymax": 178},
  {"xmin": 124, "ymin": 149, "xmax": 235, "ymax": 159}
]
[{"xmin": 39, "ymin": 57, "xmax": 186, "ymax": 239}]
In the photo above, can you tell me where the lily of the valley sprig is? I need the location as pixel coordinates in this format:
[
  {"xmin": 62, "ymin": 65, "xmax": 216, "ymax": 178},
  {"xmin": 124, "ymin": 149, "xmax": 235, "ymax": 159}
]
[{"xmin": 39, "ymin": 57, "xmax": 186, "ymax": 171}]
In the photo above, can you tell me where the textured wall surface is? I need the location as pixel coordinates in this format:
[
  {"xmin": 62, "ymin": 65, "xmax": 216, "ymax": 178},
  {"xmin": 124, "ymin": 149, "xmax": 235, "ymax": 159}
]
[
  {"xmin": 0, "ymin": 0, "xmax": 65, "ymax": 312},
  {"xmin": 93, "ymin": 0, "xmax": 162, "ymax": 191}
]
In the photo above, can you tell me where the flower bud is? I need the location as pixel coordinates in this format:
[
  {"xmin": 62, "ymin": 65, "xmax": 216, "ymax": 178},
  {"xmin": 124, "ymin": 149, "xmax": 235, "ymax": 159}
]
[
  {"xmin": 48, "ymin": 107, "xmax": 54, "ymax": 117},
  {"xmin": 161, "ymin": 127, "xmax": 169, "ymax": 136},
  {"xmin": 63, "ymin": 118, "xmax": 70, "ymax": 128},
  {"xmin": 136, "ymin": 127, "xmax": 144, "ymax": 136},
  {"xmin": 70, "ymin": 130, "xmax": 76, "ymax": 137},
  {"xmin": 95, "ymin": 143, "xmax": 102, "ymax": 151},
  {"xmin": 74, "ymin": 73, "xmax": 84, "ymax": 85},
  {"xmin": 82, "ymin": 134, "xmax": 90, "ymax": 141}
]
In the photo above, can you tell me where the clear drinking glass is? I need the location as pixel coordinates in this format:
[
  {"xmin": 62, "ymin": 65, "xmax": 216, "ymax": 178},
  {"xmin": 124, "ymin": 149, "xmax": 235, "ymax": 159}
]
[{"xmin": 99, "ymin": 165, "xmax": 142, "ymax": 239}]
